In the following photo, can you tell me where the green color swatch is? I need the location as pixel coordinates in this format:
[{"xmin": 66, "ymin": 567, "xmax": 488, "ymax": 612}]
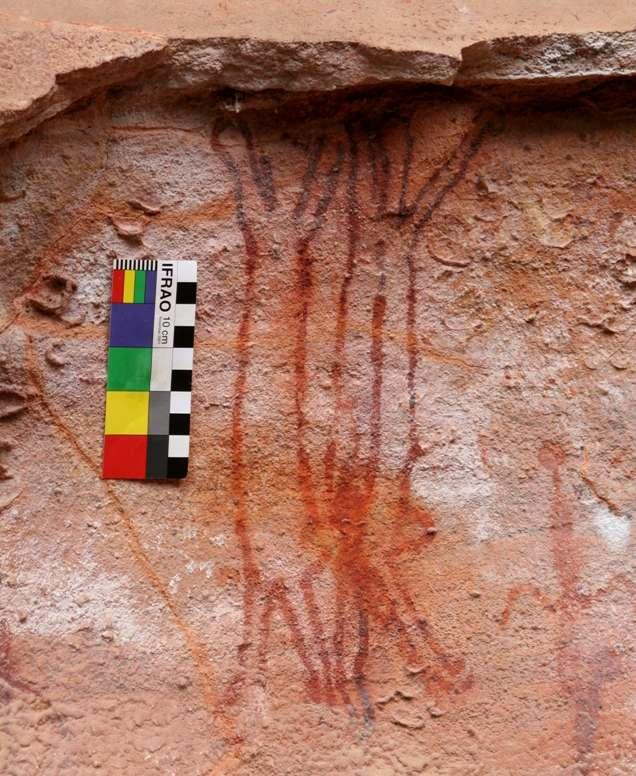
[
  {"xmin": 133, "ymin": 270, "xmax": 146, "ymax": 303},
  {"xmin": 107, "ymin": 347, "xmax": 152, "ymax": 391}
]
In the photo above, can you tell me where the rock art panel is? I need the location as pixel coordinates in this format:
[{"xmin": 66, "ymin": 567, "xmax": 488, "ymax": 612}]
[{"xmin": 0, "ymin": 78, "xmax": 634, "ymax": 775}]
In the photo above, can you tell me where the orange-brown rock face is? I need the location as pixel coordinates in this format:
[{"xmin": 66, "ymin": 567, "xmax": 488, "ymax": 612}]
[{"xmin": 0, "ymin": 60, "xmax": 635, "ymax": 776}]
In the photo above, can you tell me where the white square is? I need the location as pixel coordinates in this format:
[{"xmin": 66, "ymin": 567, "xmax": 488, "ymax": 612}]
[
  {"xmin": 175, "ymin": 304, "xmax": 196, "ymax": 327},
  {"xmin": 150, "ymin": 349, "xmax": 173, "ymax": 390},
  {"xmin": 170, "ymin": 391, "xmax": 191, "ymax": 413},
  {"xmin": 177, "ymin": 261, "xmax": 197, "ymax": 283},
  {"xmin": 169, "ymin": 435, "xmax": 190, "ymax": 457},
  {"xmin": 172, "ymin": 348, "xmax": 193, "ymax": 370}
]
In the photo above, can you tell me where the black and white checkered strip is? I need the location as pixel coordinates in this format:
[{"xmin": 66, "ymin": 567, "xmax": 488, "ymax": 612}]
[
  {"xmin": 112, "ymin": 259, "xmax": 158, "ymax": 270},
  {"xmin": 166, "ymin": 263, "xmax": 197, "ymax": 478},
  {"xmin": 167, "ymin": 389, "xmax": 191, "ymax": 479},
  {"xmin": 173, "ymin": 276, "xmax": 197, "ymax": 352}
]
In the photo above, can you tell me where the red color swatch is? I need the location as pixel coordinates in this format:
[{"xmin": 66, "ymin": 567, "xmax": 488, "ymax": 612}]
[
  {"xmin": 111, "ymin": 269, "xmax": 125, "ymax": 302},
  {"xmin": 102, "ymin": 434, "xmax": 148, "ymax": 479}
]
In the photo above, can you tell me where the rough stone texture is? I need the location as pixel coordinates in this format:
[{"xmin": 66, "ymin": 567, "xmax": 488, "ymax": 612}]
[
  {"xmin": 5, "ymin": 0, "xmax": 636, "ymax": 48},
  {"xmin": 0, "ymin": 15, "xmax": 166, "ymax": 146},
  {"xmin": 459, "ymin": 31, "xmax": 636, "ymax": 86},
  {"xmin": 1, "ymin": 1, "xmax": 636, "ymax": 144},
  {"xmin": 0, "ymin": 6, "xmax": 635, "ymax": 776}
]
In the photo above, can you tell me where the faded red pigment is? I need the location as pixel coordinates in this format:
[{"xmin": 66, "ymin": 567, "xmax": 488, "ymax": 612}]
[{"xmin": 1, "ymin": 82, "xmax": 634, "ymax": 775}]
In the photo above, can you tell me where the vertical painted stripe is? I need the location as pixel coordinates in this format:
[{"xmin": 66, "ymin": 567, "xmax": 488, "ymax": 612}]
[
  {"xmin": 123, "ymin": 270, "xmax": 135, "ymax": 303},
  {"xmin": 145, "ymin": 270, "xmax": 156, "ymax": 304},
  {"xmin": 112, "ymin": 269, "xmax": 125, "ymax": 302},
  {"xmin": 134, "ymin": 270, "xmax": 146, "ymax": 303}
]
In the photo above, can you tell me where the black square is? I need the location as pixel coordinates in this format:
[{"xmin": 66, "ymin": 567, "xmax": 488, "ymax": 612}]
[
  {"xmin": 146, "ymin": 435, "xmax": 169, "ymax": 479},
  {"xmin": 167, "ymin": 457, "xmax": 189, "ymax": 479},
  {"xmin": 176, "ymin": 282, "xmax": 197, "ymax": 304},
  {"xmin": 173, "ymin": 326, "xmax": 194, "ymax": 347},
  {"xmin": 169, "ymin": 413, "xmax": 191, "ymax": 434},
  {"xmin": 171, "ymin": 370, "xmax": 192, "ymax": 391}
]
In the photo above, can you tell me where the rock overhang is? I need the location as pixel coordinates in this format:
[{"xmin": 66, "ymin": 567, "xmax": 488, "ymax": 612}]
[{"xmin": 1, "ymin": 1, "xmax": 635, "ymax": 146}]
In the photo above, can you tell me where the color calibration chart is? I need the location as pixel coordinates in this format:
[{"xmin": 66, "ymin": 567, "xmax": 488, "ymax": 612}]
[{"xmin": 102, "ymin": 259, "xmax": 197, "ymax": 480}]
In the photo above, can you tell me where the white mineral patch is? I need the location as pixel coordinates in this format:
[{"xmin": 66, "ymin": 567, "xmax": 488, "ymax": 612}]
[
  {"xmin": 185, "ymin": 559, "xmax": 215, "ymax": 578},
  {"xmin": 590, "ymin": 504, "xmax": 631, "ymax": 551},
  {"xmin": 411, "ymin": 422, "xmax": 495, "ymax": 543},
  {"xmin": 14, "ymin": 550, "xmax": 168, "ymax": 649}
]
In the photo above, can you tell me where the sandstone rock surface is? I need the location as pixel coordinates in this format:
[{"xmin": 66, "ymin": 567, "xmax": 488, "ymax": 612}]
[
  {"xmin": 1, "ymin": 1, "xmax": 636, "ymax": 144},
  {"xmin": 0, "ymin": 3, "xmax": 635, "ymax": 775}
]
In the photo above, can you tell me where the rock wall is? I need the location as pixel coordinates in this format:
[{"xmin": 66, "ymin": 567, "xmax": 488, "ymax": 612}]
[{"xmin": 0, "ymin": 7, "xmax": 634, "ymax": 776}]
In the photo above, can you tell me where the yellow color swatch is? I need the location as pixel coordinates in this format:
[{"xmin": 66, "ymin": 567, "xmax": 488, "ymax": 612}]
[
  {"xmin": 123, "ymin": 270, "xmax": 136, "ymax": 303},
  {"xmin": 104, "ymin": 391, "xmax": 149, "ymax": 435}
]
